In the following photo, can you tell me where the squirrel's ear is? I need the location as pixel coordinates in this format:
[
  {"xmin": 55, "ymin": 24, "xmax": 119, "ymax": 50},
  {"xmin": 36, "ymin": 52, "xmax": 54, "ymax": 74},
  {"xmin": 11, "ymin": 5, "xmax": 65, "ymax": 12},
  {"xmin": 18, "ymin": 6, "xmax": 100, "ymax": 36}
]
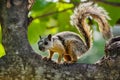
[
  {"xmin": 39, "ymin": 35, "xmax": 42, "ymax": 39},
  {"xmin": 48, "ymin": 34, "xmax": 52, "ymax": 41}
]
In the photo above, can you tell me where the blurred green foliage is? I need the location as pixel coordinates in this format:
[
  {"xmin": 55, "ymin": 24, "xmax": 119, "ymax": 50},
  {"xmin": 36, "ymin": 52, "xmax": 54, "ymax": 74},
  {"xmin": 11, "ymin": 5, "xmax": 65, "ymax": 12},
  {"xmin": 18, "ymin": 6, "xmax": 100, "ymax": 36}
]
[
  {"xmin": 98, "ymin": 0, "xmax": 120, "ymax": 26},
  {"xmin": 0, "ymin": 43, "xmax": 5, "ymax": 57},
  {"xmin": 0, "ymin": 26, "xmax": 1, "ymax": 43},
  {"xmin": 0, "ymin": 26, "xmax": 5, "ymax": 57},
  {"xmin": 0, "ymin": 0, "xmax": 120, "ymax": 63}
]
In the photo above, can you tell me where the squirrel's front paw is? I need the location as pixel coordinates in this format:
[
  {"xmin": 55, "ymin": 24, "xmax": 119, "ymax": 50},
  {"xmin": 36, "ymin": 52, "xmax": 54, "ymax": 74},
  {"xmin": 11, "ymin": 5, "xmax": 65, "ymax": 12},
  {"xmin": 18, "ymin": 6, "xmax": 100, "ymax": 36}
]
[
  {"xmin": 63, "ymin": 61, "xmax": 76, "ymax": 65},
  {"xmin": 42, "ymin": 57, "xmax": 51, "ymax": 61}
]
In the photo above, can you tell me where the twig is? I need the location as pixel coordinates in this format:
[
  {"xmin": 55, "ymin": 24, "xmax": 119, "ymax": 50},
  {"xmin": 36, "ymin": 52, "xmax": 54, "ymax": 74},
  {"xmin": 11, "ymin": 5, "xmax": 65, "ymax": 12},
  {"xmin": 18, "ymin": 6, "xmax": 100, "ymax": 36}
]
[{"xmin": 33, "ymin": 7, "xmax": 74, "ymax": 20}]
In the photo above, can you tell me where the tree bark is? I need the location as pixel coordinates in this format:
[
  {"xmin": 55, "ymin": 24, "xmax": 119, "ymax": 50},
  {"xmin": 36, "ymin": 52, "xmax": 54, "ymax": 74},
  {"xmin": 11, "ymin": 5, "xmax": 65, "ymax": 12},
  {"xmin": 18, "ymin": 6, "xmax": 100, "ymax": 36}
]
[{"xmin": 0, "ymin": 0, "xmax": 120, "ymax": 80}]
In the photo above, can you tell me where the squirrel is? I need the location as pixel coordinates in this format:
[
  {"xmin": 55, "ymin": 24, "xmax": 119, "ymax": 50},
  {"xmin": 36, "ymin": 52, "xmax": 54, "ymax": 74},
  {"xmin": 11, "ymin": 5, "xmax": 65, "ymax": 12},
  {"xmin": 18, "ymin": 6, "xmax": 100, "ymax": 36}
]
[{"xmin": 38, "ymin": 2, "xmax": 112, "ymax": 63}]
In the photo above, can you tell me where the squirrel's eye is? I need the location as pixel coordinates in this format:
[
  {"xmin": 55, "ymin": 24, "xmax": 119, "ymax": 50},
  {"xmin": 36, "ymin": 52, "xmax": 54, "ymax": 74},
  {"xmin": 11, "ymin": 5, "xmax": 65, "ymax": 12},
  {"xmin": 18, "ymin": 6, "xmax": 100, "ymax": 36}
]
[{"xmin": 44, "ymin": 41, "xmax": 48, "ymax": 45}]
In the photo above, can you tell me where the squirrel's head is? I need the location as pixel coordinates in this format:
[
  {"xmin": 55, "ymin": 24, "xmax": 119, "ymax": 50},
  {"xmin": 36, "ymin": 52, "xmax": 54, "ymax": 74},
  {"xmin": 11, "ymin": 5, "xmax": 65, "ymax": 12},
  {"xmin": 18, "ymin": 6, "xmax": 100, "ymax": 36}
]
[{"xmin": 38, "ymin": 34, "xmax": 53, "ymax": 52}]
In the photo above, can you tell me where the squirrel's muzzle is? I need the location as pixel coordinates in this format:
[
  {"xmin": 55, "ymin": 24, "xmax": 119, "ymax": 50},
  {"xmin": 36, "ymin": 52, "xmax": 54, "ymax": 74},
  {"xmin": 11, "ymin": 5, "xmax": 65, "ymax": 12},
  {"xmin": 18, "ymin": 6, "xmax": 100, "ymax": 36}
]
[{"xmin": 38, "ymin": 46, "xmax": 45, "ymax": 52}]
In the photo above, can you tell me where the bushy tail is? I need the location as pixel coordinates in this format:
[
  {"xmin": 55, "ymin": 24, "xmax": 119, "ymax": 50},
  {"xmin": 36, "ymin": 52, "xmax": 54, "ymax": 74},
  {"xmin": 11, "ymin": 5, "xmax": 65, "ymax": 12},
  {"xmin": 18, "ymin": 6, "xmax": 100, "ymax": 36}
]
[{"xmin": 70, "ymin": 2, "xmax": 112, "ymax": 49}]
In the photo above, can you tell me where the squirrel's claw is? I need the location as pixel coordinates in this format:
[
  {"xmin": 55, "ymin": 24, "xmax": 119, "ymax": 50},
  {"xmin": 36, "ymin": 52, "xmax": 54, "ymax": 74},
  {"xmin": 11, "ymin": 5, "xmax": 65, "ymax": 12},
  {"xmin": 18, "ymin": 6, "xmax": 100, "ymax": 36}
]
[
  {"xmin": 63, "ymin": 61, "xmax": 76, "ymax": 66},
  {"xmin": 42, "ymin": 57, "xmax": 52, "ymax": 61}
]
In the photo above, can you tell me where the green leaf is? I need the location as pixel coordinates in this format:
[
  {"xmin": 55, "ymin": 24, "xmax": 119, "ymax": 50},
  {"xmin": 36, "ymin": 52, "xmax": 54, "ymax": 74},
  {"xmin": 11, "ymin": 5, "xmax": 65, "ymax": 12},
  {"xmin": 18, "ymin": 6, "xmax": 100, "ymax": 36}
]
[
  {"xmin": 0, "ymin": 25, "xmax": 1, "ymax": 43},
  {"xmin": 0, "ymin": 23, "xmax": 5, "ymax": 58},
  {"xmin": 56, "ymin": 2, "xmax": 73, "ymax": 11},
  {"xmin": 0, "ymin": 43, "xmax": 5, "ymax": 58}
]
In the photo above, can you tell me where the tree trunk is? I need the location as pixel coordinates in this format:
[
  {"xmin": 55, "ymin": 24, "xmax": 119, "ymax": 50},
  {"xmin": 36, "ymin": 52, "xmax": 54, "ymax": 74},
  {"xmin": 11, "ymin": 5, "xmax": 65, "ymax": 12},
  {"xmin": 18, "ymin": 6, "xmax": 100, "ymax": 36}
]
[{"xmin": 0, "ymin": 0, "xmax": 120, "ymax": 80}]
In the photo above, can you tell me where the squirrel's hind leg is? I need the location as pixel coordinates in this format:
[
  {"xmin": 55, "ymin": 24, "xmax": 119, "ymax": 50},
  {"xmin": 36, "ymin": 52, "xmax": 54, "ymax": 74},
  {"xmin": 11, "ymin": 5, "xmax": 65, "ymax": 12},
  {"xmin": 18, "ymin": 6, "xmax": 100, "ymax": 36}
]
[
  {"xmin": 63, "ymin": 55, "xmax": 71, "ymax": 62},
  {"xmin": 68, "ymin": 43, "xmax": 78, "ymax": 63}
]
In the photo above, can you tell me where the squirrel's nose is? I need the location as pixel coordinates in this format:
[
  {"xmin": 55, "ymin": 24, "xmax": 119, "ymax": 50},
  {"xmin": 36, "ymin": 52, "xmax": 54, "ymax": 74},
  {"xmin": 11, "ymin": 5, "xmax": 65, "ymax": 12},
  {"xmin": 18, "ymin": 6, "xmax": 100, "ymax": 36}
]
[
  {"xmin": 39, "ymin": 46, "xmax": 45, "ymax": 51},
  {"xmin": 39, "ymin": 46, "xmax": 42, "ymax": 50}
]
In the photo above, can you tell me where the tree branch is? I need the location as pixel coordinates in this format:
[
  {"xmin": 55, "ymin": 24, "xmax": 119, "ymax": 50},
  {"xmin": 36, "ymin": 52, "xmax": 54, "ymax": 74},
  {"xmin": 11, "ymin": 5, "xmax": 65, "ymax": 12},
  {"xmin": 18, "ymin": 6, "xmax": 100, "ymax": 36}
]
[{"xmin": 33, "ymin": 7, "xmax": 74, "ymax": 20}]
